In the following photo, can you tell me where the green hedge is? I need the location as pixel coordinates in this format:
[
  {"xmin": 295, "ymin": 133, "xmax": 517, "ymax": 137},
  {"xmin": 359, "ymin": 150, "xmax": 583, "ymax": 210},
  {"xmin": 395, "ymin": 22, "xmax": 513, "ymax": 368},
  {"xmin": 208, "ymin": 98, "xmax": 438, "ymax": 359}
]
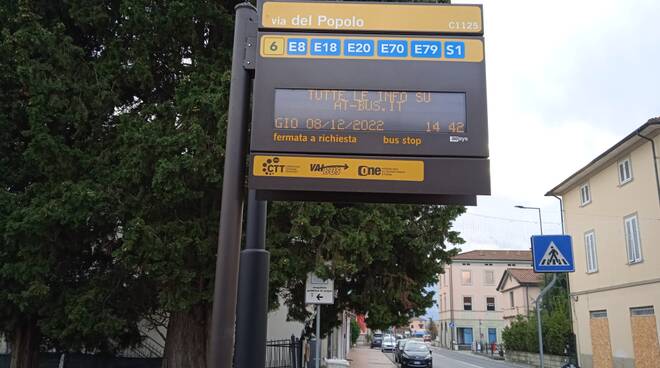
[{"xmin": 502, "ymin": 295, "xmax": 572, "ymax": 355}]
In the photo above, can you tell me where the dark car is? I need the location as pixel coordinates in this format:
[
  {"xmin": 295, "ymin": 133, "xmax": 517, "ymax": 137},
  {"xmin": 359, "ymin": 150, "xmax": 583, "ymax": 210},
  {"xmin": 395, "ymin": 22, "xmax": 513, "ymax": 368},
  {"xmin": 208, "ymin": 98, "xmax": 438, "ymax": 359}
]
[
  {"xmin": 400, "ymin": 341, "xmax": 433, "ymax": 368},
  {"xmin": 370, "ymin": 333, "xmax": 383, "ymax": 348},
  {"xmin": 394, "ymin": 339, "xmax": 408, "ymax": 363}
]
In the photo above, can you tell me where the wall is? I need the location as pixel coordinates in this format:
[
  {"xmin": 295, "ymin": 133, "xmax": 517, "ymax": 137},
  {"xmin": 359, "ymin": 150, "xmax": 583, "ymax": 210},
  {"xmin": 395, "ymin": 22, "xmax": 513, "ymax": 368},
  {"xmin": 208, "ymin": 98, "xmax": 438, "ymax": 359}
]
[
  {"xmin": 564, "ymin": 140, "xmax": 660, "ymax": 295},
  {"xmin": 562, "ymin": 137, "xmax": 660, "ymax": 368},
  {"xmin": 572, "ymin": 280, "xmax": 660, "ymax": 368},
  {"xmin": 267, "ymin": 299, "xmax": 306, "ymax": 341},
  {"xmin": 505, "ymin": 350, "xmax": 568, "ymax": 368}
]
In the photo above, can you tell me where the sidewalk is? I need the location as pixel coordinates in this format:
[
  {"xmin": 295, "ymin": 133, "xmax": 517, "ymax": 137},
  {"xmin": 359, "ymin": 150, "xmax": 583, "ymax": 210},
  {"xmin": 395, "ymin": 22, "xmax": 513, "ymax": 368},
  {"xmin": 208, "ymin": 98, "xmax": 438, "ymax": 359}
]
[{"xmin": 348, "ymin": 346, "xmax": 396, "ymax": 368}]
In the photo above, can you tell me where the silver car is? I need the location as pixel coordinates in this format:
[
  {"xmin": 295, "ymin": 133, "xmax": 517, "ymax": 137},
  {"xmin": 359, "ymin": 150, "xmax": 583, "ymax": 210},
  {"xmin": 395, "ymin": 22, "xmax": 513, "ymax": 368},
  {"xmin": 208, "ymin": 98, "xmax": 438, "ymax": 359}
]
[{"xmin": 381, "ymin": 336, "xmax": 396, "ymax": 352}]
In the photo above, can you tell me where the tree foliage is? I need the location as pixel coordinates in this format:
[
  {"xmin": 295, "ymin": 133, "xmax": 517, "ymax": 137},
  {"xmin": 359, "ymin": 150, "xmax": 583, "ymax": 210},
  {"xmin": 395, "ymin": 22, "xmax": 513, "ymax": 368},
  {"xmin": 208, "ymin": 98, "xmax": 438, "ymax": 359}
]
[
  {"xmin": 0, "ymin": 1, "xmax": 159, "ymax": 363},
  {"xmin": 268, "ymin": 202, "xmax": 463, "ymax": 335},
  {"xmin": 2, "ymin": 0, "xmax": 462, "ymax": 367},
  {"xmin": 502, "ymin": 278, "xmax": 573, "ymax": 356}
]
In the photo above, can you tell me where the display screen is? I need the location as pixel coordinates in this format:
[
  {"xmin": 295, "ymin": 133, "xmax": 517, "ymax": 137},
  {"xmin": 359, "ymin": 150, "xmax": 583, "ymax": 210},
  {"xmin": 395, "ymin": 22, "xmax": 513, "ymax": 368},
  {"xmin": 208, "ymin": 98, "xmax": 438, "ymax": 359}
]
[{"xmin": 273, "ymin": 89, "xmax": 466, "ymax": 134}]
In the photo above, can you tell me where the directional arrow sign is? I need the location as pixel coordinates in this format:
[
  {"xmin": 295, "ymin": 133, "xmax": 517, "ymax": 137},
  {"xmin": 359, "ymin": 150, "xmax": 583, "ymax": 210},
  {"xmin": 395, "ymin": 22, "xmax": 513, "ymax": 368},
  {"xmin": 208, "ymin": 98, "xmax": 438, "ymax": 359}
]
[{"xmin": 305, "ymin": 273, "xmax": 334, "ymax": 305}]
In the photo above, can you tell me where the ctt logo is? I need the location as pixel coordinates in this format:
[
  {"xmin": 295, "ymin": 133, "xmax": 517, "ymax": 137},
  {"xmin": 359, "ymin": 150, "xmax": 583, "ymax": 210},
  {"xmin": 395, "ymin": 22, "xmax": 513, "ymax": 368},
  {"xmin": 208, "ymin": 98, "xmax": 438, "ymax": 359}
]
[
  {"xmin": 358, "ymin": 166, "xmax": 382, "ymax": 176},
  {"xmin": 261, "ymin": 157, "xmax": 285, "ymax": 175}
]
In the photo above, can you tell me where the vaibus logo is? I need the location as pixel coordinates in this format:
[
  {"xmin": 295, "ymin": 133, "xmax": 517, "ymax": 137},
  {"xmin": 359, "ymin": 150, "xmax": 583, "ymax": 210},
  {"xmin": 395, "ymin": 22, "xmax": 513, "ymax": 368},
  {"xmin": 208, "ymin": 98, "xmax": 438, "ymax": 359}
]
[
  {"xmin": 261, "ymin": 157, "xmax": 284, "ymax": 175},
  {"xmin": 309, "ymin": 163, "xmax": 348, "ymax": 176}
]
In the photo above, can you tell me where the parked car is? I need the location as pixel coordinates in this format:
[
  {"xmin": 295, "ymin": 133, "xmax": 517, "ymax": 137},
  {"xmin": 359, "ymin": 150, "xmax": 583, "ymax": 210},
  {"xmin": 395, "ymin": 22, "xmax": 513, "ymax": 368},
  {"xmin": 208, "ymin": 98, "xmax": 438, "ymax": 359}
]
[
  {"xmin": 370, "ymin": 333, "xmax": 383, "ymax": 348},
  {"xmin": 381, "ymin": 336, "xmax": 396, "ymax": 352},
  {"xmin": 394, "ymin": 339, "xmax": 408, "ymax": 362},
  {"xmin": 399, "ymin": 341, "xmax": 433, "ymax": 368}
]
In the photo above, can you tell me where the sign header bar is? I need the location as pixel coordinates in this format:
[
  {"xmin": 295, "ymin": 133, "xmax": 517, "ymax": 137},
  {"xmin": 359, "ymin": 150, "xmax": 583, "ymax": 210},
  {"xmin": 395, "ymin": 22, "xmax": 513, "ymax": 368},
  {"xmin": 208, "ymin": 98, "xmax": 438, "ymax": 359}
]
[{"xmin": 261, "ymin": 2, "xmax": 483, "ymax": 34}]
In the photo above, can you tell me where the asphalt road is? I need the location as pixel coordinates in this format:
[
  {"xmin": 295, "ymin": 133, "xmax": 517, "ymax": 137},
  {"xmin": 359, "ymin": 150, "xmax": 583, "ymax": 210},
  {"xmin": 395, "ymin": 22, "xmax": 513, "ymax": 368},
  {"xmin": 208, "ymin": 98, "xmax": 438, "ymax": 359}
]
[{"xmin": 383, "ymin": 347, "xmax": 533, "ymax": 368}]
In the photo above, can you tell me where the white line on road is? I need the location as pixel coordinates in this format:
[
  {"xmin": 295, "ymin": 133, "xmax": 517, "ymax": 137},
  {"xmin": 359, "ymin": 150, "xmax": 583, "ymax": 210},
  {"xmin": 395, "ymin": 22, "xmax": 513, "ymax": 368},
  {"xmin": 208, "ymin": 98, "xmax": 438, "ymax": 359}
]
[{"xmin": 433, "ymin": 352, "xmax": 486, "ymax": 368}]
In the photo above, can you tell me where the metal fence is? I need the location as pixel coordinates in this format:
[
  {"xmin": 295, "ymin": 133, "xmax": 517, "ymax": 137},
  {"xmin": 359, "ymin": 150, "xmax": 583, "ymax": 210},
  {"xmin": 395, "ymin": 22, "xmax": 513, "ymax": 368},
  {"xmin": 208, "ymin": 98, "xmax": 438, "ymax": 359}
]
[
  {"xmin": 0, "ymin": 353, "xmax": 161, "ymax": 368},
  {"xmin": 266, "ymin": 336, "xmax": 302, "ymax": 368}
]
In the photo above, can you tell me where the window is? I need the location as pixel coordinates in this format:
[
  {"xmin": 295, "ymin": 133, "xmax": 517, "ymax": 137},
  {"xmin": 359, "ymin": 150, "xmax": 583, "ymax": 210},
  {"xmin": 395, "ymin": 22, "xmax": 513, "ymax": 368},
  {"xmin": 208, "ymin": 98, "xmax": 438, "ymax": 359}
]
[
  {"xmin": 630, "ymin": 306, "xmax": 654, "ymax": 316},
  {"xmin": 461, "ymin": 270, "xmax": 472, "ymax": 285},
  {"xmin": 486, "ymin": 297, "xmax": 496, "ymax": 311},
  {"xmin": 585, "ymin": 231, "xmax": 598, "ymax": 273},
  {"xmin": 442, "ymin": 293, "xmax": 446, "ymax": 311},
  {"xmin": 463, "ymin": 296, "xmax": 472, "ymax": 311},
  {"xmin": 484, "ymin": 270, "xmax": 495, "ymax": 285},
  {"xmin": 624, "ymin": 214, "xmax": 642, "ymax": 264},
  {"xmin": 418, "ymin": 323, "xmax": 423, "ymax": 329},
  {"xmin": 509, "ymin": 292, "xmax": 515, "ymax": 308},
  {"xmin": 590, "ymin": 310, "xmax": 608, "ymax": 319},
  {"xmin": 618, "ymin": 158, "xmax": 633, "ymax": 185},
  {"xmin": 580, "ymin": 183, "xmax": 591, "ymax": 206}
]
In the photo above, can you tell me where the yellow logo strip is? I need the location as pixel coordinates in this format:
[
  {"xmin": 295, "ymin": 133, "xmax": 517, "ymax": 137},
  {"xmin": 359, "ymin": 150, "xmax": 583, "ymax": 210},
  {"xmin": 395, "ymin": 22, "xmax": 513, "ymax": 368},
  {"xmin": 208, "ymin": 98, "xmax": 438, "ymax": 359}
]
[
  {"xmin": 262, "ymin": 2, "xmax": 482, "ymax": 34},
  {"xmin": 260, "ymin": 35, "xmax": 483, "ymax": 63},
  {"xmin": 254, "ymin": 155, "xmax": 424, "ymax": 182}
]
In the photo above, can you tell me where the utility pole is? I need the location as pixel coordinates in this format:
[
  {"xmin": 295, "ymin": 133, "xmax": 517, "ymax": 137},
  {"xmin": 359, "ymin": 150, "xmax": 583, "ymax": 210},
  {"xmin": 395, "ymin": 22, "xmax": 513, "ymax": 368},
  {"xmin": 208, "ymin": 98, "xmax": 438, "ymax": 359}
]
[{"xmin": 208, "ymin": 4, "xmax": 257, "ymax": 368}]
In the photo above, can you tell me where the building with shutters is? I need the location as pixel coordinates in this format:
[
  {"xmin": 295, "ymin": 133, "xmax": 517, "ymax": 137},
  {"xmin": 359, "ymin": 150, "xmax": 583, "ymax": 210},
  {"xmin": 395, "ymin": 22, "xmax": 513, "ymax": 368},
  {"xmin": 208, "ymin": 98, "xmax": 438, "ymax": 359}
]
[
  {"xmin": 496, "ymin": 268, "xmax": 543, "ymax": 322},
  {"xmin": 547, "ymin": 119, "xmax": 660, "ymax": 368},
  {"xmin": 437, "ymin": 250, "xmax": 532, "ymax": 350}
]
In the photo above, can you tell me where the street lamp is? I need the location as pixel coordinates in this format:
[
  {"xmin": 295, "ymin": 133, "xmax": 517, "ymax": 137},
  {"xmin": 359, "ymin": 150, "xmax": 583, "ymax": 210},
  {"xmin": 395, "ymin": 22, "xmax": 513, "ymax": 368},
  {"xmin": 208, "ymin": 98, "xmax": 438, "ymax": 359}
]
[{"xmin": 514, "ymin": 205, "xmax": 543, "ymax": 235}]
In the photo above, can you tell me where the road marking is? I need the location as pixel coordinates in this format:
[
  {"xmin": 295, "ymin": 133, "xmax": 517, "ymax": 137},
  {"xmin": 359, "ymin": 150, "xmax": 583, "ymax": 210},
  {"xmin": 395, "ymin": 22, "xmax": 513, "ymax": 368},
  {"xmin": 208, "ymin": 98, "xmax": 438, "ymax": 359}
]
[{"xmin": 433, "ymin": 352, "xmax": 486, "ymax": 368}]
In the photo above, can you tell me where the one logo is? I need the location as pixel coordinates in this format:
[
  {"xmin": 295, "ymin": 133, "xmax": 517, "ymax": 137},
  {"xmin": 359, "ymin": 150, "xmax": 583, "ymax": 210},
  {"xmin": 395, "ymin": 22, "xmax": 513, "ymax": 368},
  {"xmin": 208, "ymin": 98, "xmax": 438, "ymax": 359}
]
[
  {"xmin": 262, "ymin": 157, "xmax": 284, "ymax": 175},
  {"xmin": 450, "ymin": 136, "xmax": 468, "ymax": 143},
  {"xmin": 357, "ymin": 166, "xmax": 382, "ymax": 176},
  {"xmin": 309, "ymin": 163, "xmax": 349, "ymax": 176}
]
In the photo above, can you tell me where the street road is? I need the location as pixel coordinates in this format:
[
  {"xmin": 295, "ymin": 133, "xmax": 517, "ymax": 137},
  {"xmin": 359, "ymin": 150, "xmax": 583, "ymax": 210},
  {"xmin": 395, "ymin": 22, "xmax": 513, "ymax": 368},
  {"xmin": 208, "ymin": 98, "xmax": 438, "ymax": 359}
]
[{"xmin": 383, "ymin": 347, "xmax": 533, "ymax": 368}]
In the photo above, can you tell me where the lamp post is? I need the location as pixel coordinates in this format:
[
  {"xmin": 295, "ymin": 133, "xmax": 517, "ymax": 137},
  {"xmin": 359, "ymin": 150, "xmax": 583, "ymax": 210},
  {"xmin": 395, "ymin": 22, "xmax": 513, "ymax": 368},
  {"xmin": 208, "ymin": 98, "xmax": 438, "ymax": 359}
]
[
  {"xmin": 514, "ymin": 204, "xmax": 551, "ymax": 368},
  {"xmin": 514, "ymin": 205, "xmax": 543, "ymax": 235}
]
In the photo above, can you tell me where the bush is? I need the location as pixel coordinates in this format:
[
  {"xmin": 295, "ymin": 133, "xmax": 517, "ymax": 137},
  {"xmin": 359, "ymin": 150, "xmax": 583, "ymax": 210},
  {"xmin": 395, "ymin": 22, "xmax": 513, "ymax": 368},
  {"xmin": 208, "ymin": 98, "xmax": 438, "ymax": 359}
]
[
  {"xmin": 350, "ymin": 319, "xmax": 361, "ymax": 345},
  {"xmin": 502, "ymin": 295, "xmax": 572, "ymax": 355}
]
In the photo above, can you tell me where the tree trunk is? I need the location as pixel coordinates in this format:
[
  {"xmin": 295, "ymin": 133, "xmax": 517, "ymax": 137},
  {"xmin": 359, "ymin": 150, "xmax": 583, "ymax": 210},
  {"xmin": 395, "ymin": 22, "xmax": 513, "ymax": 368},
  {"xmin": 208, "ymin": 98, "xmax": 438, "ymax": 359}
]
[
  {"xmin": 9, "ymin": 318, "xmax": 40, "ymax": 368},
  {"xmin": 162, "ymin": 304, "xmax": 209, "ymax": 368}
]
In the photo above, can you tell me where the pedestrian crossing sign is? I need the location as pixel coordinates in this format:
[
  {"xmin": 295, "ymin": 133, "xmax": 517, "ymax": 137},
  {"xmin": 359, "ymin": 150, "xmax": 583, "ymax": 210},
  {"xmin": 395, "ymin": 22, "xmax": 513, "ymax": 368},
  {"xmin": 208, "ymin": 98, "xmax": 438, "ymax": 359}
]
[{"xmin": 531, "ymin": 235, "xmax": 575, "ymax": 273}]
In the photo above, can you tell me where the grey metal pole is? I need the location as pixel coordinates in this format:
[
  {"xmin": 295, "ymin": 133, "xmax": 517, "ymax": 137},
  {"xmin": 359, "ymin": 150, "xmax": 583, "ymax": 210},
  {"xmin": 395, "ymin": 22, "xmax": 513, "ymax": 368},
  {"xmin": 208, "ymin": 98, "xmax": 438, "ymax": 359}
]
[
  {"xmin": 209, "ymin": 3, "xmax": 257, "ymax": 368},
  {"xmin": 537, "ymin": 208, "xmax": 544, "ymax": 235},
  {"xmin": 235, "ymin": 190, "xmax": 269, "ymax": 368},
  {"xmin": 316, "ymin": 305, "xmax": 321, "ymax": 368},
  {"xmin": 535, "ymin": 273, "xmax": 557, "ymax": 368}
]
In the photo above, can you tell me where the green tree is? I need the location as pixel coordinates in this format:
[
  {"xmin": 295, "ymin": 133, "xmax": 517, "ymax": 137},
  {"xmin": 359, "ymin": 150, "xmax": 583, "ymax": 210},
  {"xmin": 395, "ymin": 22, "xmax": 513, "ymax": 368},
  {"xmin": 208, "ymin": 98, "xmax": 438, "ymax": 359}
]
[
  {"xmin": 267, "ymin": 202, "xmax": 463, "ymax": 335},
  {"xmin": 427, "ymin": 317, "xmax": 438, "ymax": 340},
  {"xmin": 0, "ymin": 2, "xmax": 156, "ymax": 367},
  {"xmin": 502, "ymin": 284, "xmax": 573, "ymax": 356},
  {"xmin": 350, "ymin": 318, "xmax": 361, "ymax": 346}
]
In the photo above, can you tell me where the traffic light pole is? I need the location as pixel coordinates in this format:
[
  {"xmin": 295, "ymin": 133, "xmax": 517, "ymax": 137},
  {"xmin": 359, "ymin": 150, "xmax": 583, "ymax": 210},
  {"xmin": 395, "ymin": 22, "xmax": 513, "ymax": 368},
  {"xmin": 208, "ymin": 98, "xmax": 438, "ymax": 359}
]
[
  {"xmin": 535, "ymin": 273, "xmax": 557, "ymax": 368},
  {"xmin": 209, "ymin": 3, "xmax": 257, "ymax": 368}
]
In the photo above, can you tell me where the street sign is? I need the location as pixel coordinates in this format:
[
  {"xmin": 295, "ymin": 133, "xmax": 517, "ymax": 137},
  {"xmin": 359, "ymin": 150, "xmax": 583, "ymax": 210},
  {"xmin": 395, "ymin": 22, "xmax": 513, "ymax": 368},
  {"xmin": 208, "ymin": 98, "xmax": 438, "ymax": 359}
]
[
  {"xmin": 531, "ymin": 235, "xmax": 575, "ymax": 273},
  {"xmin": 305, "ymin": 273, "xmax": 334, "ymax": 304},
  {"xmin": 250, "ymin": 0, "xmax": 490, "ymax": 205},
  {"xmin": 448, "ymin": 322, "xmax": 455, "ymax": 328},
  {"xmin": 260, "ymin": 2, "xmax": 483, "ymax": 34}
]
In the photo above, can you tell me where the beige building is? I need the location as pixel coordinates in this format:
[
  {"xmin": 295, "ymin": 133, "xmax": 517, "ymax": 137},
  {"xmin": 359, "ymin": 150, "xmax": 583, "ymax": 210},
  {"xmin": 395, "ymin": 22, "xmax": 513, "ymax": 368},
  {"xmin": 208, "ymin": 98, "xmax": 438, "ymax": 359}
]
[
  {"xmin": 408, "ymin": 317, "xmax": 427, "ymax": 336},
  {"xmin": 438, "ymin": 250, "xmax": 532, "ymax": 349},
  {"xmin": 496, "ymin": 268, "xmax": 542, "ymax": 321},
  {"xmin": 548, "ymin": 119, "xmax": 660, "ymax": 368}
]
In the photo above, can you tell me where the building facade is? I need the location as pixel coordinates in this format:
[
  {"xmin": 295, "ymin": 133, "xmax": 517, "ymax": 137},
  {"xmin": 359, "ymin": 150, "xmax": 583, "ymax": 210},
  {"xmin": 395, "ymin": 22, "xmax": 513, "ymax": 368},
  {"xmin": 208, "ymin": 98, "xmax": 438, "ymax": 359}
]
[
  {"xmin": 437, "ymin": 250, "xmax": 532, "ymax": 349},
  {"xmin": 408, "ymin": 317, "xmax": 427, "ymax": 336},
  {"xmin": 496, "ymin": 268, "xmax": 542, "ymax": 322},
  {"xmin": 548, "ymin": 119, "xmax": 660, "ymax": 368}
]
